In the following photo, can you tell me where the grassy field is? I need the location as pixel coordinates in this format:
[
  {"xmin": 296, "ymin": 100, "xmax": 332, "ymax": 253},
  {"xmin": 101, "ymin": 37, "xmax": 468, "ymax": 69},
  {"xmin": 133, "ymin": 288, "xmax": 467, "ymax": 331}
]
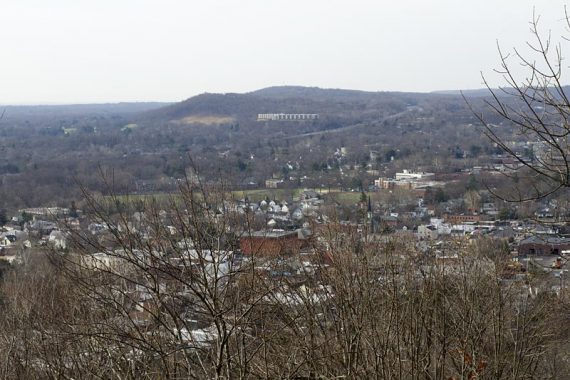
[
  {"xmin": 174, "ymin": 115, "xmax": 235, "ymax": 125},
  {"xmin": 325, "ymin": 191, "xmax": 369, "ymax": 204},
  {"xmin": 103, "ymin": 187, "xmax": 369, "ymax": 207},
  {"xmin": 232, "ymin": 188, "xmax": 371, "ymax": 205},
  {"xmin": 102, "ymin": 193, "xmax": 182, "ymax": 207},
  {"xmin": 230, "ymin": 187, "xmax": 347, "ymax": 202},
  {"xmin": 231, "ymin": 188, "xmax": 303, "ymax": 202}
]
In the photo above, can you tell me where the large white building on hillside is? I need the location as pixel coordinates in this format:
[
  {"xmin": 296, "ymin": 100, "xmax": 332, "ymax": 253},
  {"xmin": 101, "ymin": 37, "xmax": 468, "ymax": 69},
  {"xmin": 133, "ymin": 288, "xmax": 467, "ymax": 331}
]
[{"xmin": 257, "ymin": 113, "xmax": 319, "ymax": 121}]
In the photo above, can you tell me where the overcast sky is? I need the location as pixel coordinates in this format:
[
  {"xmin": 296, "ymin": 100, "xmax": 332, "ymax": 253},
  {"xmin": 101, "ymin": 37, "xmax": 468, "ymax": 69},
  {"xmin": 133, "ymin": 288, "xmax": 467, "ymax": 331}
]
[{"xmin": 1, "ymin": 0, "xmax": 569, "ymax": 104}]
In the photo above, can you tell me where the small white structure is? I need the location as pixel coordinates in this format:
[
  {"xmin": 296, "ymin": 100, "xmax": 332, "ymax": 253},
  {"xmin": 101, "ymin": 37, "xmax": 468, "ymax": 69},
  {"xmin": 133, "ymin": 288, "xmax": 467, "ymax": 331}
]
[{"xmin": 49, "ymin": 230, "xmax": 67, "ymax": 250}]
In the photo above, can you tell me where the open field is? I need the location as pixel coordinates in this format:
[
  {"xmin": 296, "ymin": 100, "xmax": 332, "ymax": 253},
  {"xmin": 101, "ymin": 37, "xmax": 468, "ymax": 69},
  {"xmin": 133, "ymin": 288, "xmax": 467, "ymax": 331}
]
[
  {"xmin": 173, "ymin": 115, "xmax": 236, "ymax": 125},
  {"xmin": 231, "ymin": 188, "xmax": 304, "ymax": 202},
  {"xmin": 231, "ymin": 187, "xmax": 349, "ymax": 202},
  {"xmin": 325, "ymin": 191, "xmax": 371, "ymax": 204},
  {"xmin": 101, "ymin": 193, "xmax": 182, "ymax": 207},
  {"xmin": 102, "ymin": 187, "xmax": 372, "ymax": 208}
]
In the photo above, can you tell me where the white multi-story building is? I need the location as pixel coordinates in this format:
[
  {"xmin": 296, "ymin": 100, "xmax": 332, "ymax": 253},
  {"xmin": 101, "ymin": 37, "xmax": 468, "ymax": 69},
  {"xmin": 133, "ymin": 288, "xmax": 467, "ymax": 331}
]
[
  {"xmin": 257, "ymin": 113, "xmax": 319, "ymax": 121},
  {"xmin": 395, "ymin": 170, "xmax": 435, "ymax": 181}
]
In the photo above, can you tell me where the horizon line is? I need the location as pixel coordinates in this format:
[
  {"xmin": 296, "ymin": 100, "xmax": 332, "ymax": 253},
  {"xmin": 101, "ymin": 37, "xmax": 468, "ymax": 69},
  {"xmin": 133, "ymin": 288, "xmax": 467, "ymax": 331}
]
[{"xmin": 0, "ymin": 85, "xmax": 496, "ymax": 107}]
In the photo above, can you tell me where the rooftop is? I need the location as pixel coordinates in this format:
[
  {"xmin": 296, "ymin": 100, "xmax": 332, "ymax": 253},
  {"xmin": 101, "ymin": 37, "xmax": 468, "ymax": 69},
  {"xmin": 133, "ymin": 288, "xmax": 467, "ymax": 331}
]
[{"xmin": 247, "ymin": 230, "xmax": 299, "ymax": 239}]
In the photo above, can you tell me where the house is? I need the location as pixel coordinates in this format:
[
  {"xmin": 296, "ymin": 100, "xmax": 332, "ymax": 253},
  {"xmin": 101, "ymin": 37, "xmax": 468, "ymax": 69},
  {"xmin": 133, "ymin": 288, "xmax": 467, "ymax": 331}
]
[
  {"xmin": 482, "ymin": 203, "xmax": 499, "ymax": 215},
  {"xmin": 0, "ymin": 236, "xmax": 12, "ymax": 247},
  {"xmin": 265, "ymin": 179, "xmax": 284, "ymax": 189},
  {"xmin": 417, "ymin": 225, "xmax": 438, "ymax": 240},
  {"xmin": 299, "ymin": 190, "xmax": 320, "ymax": 201},
  {"xmin": 88, "ymin": 223, "xmax": 107, "ymax": 234},
  {"xmin": 49, "ymin": 230, "xmax": 67, "ymax": 250},
  {"xmin": 29, "ymin": 220, "xmax": 58, "ymax": 235}
]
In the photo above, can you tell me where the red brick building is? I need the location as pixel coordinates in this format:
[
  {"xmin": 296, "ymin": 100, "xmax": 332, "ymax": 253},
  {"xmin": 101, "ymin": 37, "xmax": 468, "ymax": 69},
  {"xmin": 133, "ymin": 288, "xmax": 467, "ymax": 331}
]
[
  {"xmin": 240, "ymin": 230, "xmax": 304, "ymax": 257},
  {"xmin": 444, "ymin": 214, "xmax": 482, "ymax": 224},
  {"xmin": 518, "ymin": 236, "xmax": 570, "ymax": 256}
]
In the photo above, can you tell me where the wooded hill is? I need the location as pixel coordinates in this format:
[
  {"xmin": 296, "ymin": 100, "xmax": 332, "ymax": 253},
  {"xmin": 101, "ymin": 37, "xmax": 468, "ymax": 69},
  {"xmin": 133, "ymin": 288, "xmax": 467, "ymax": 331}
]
[{"xmin": 0, "ymin": 86, "xmax": 511, "ymax": 209}]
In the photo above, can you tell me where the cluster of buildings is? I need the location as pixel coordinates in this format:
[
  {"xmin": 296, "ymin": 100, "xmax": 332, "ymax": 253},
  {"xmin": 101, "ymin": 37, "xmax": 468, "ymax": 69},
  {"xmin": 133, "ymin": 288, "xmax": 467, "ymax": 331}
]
[
  {"xmin": 414, "ymin": 213, "xmax": 570, "ymax": 295},
  {"xmin": 2, "ymin": 171, "xmax": 570, "ymax": 336},
  {"xmin": 0, "ymin": 207, "xmax": 78, "ymax": 263},
  {"xmin": 374, "ymin": 170, "xmax": 440, "ymax": 190}
]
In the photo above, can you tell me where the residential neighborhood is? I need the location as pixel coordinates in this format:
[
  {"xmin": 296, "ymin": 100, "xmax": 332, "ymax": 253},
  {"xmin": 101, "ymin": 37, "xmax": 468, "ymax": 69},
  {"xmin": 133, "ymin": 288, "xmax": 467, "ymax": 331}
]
[{"xmin": 3, "ymin": 1, "xmax": 570, "ymax": 376}]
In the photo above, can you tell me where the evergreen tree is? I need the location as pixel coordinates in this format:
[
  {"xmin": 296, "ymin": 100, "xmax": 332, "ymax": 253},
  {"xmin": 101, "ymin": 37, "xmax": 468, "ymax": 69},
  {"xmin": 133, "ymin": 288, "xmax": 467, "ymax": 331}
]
[
  {"xmin": 0, "ymin": 209, "xmax": 7, "ymax": 226},
  {"xmin": 70, "ymin": 201, "xmax": 79, "ymax": 218}
]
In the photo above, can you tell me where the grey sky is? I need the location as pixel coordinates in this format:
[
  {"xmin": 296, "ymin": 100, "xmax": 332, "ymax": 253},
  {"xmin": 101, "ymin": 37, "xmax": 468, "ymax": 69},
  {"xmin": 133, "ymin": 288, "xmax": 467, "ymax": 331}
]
[{"xmin": 1, "ymin": 0, "xmax": 569, "ymax": 104}]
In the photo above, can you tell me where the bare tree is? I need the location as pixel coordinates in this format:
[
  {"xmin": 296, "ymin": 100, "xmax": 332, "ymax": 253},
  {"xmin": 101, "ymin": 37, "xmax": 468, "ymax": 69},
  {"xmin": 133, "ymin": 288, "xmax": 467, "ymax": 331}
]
[
  {"xmin": 0, "ymin": 209, "xmax": 563, "ymax": 378},
  {"xmin": 0, "ymin": 167, "xmax": 566, "ymax": 378},
  {"xmin": 467, "ymin": 9, "xmax": 570, "ymax": 201}
]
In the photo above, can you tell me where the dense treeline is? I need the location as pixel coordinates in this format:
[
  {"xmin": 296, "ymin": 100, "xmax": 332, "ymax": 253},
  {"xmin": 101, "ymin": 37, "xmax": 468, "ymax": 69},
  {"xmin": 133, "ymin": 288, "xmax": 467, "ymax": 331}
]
[{"xmin": 0, "ymin": 87, "xmax": 516, "ymax": 210}]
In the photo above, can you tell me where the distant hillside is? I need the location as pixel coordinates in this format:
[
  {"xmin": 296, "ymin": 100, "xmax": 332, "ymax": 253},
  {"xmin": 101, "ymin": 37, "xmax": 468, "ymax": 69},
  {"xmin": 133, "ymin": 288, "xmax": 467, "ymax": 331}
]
[
  {"xmin": 250, "ymin": 86, "xmax": 387, "ymax": 100},
  {"xmin": 0, "ymin": 85, "xmax": 508, "ymax": 208},
  {"xmin": 250, "ymin": 86, "xmax": 452, "ymax": 104},
  {"xmin": 433, "ymin": 85, "xmax": 570, "ymax": 98},
  {"xmin": 432, "ymin": 89, "xmax": 492, "ymax": 97},
  {"xmin": 1, "ymin": 102, "xmax": 170, "ymax": 120},
  {"xmin": 142, "ymin": 92, "xmax": 330, "ymax": 122},
  {"xmin": 139, "ymin": 86, "xmax": 465, "ymax": 125}
]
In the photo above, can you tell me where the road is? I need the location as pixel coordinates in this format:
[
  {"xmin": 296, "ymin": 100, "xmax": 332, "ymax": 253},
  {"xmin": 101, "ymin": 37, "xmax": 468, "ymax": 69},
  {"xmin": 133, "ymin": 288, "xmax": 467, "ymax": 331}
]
[{"xmin": 279, "ymin": 109, "xmax": 410, "ymax": 140}]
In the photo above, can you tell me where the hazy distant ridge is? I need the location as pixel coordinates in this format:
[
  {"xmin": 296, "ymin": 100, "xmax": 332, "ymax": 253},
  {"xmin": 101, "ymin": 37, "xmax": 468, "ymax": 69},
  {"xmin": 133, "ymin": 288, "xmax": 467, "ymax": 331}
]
[{"xmin": 142, "ymin": 85, "xmax": 469, "ymax": 123}]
